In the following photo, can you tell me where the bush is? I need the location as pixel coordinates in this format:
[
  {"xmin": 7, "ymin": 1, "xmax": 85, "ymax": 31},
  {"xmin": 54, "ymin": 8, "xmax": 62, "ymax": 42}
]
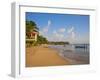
[{"xmin": 26, "ymin": 40, "xmax": 36, "ymax": 47}]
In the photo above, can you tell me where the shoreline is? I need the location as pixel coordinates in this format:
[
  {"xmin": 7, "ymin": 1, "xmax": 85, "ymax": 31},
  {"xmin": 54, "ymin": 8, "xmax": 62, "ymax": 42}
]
[
  {"xmin": 48, "ymin": 45, "xmax": 89, "ymax": 64},
  {"xmin": 26, "ymin": 46, "xmax": 71, "ymax": 67}
]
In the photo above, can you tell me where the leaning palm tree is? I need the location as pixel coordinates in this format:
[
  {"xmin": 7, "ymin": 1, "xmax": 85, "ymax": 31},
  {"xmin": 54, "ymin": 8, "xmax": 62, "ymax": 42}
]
[
  {"xmin": 26, "ymin": 20, "xmax": 39, "ymax": 38},
  {"xmin": 26, "ymin": 20, "xmax": 39, "ymax": 46},
  {"xmin": 26, "ymin": 21, "xmax": 39, "ymax": 33}
]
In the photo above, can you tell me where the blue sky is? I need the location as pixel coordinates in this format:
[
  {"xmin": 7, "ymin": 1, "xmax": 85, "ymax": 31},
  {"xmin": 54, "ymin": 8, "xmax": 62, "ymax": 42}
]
[{"xmin": 26, "ymin": 12, "xmax": 89, "ymax": 44}]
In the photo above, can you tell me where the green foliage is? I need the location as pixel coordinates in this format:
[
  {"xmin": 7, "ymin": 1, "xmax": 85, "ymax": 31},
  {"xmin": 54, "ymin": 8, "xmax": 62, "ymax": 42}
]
[
  {"xmin": 26, "ymin": 20, "xmax": 39, "ymax": 33},
  {"xmin": 37, "ymin": 35, "xmax": 48, "ymax": 44},
  {"xmin": 48, "ymin": 41, "xmax": 70, "ymax": 45},
  {"xmin": 26, "ymin": 20, "xmax": 39, "ymax": 40},
  {"xmin": 26, "ymin": 40, "xmax": 36, "ymax": 47},
  {"xmin": 26, "ymin": 20, "xmax": 48, "ymax": 47}
]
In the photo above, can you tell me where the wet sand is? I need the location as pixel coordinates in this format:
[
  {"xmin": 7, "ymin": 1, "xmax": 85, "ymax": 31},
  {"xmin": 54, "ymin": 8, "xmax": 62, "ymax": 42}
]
[
  {"xmin": 26, "ymin": 46, "xmax": 70, "ymax": 67},
  {"xmin": 60, "ymin": 50, "xmax": 89, "ymax": 65},
  {"xmin": 48, "ymin": 45, "xmax": 89, "ymax": 65}
]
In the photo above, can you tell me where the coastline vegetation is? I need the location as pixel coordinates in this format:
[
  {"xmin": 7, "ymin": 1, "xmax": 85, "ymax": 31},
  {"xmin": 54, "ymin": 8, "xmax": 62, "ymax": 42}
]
[
  {"xmin": 26, "ymin": 20, "xmax": 70, "ymax": 47},
  {"xmin": 48, "ymin": 41, "xmax": 70, "ymax": 45}
]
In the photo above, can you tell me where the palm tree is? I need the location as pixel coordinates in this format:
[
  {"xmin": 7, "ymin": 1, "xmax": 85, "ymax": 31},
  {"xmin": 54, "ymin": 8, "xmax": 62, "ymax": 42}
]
[
  {"xmin": 26, "ymin": 20, "xmax": 39, "ymax": 38},
  {"xmin": 37, "ymin": 35, "xmax": 48, "ymax": 44},
  {"xmin": 26, "ymin": 20, "xmax": 48, "ymax": 46},
  {"xmin": 26, "ymin": 21, "xmax": 39, "ymax": 32}
]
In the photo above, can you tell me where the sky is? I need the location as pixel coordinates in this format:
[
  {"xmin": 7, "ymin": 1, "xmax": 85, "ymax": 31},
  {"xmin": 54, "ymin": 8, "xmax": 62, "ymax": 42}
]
[{"xmin": 26, "ymin": 12, "xmax": 89, "ymax": 44}]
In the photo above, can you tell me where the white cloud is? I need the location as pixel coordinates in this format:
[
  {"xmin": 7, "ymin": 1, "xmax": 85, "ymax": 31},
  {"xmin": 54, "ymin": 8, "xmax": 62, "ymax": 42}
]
[
  {"xmin": 58, "ymin": 28, "xmax": 66, "ymax": 33},
  {"xmin": 52, "ymin": 30, "xmax": 64, "ymax": 41},
  {"xmin": 67, "ymin": 26, "xmax": 74, "ymax": 33},
  {"xmin": 48, "ymin": 20, "xmax": 51, "ymax": 26},
  {"xmin": 53, "ymin": 30, "xmax": 57, "ymax": 34},
  {"xmin": 39, "ymin": 20, "xmax": 51, "ymax": 38},
  {"xmin": 40, "ymin": 24, "xmax": 77, "ymax": 42},
  {"xmin": 67, "ymin": 26, "xmax": 75, "ymax": 38},
  {"xmin": 71, "ymin": 31, "xmax": 75, "ymax": 39},
  {"xmin": 75, "ymin": 34, "xmax": 89, "ymax": 44},
  {"xmin": 55, "ymin": 33, "xmax": 63, "ymax": 38},
  {"xmin": 67, "ymin": 26, "xmax": 76, "ymax": 43},
  {"xmin": 42, "ymin": 20, "xmax": 51, "ymax": 32},
  {"xmin": 43, "ymin": 28, "xmax": 48, "ymax": 32},
  {"xmin": 47, "ymin": 26, "xmax": 89, "ymax": 44}
]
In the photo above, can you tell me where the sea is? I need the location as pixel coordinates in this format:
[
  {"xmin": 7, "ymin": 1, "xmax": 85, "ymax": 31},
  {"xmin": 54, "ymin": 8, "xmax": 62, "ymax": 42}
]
[{"xmin": 48, "ymin": 44, "xmax": 90, "ymax": 64}]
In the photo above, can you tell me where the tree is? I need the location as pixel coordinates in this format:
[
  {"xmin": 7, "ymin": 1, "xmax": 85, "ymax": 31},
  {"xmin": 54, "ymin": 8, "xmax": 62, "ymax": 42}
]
[
  {"xmin": 37, "ymin": 35, "xmax": 48, "ymax": 44},
  {"xmin": 26, "ymin": 20, "xmax": 39, "ymax": 38},
  {"xmin": 26, "ymin": 20, "xmax": 48, "ymax": 46},
  {"xmin": 26, "ymin": 21, "xmax": 39, "ymax": 32}
]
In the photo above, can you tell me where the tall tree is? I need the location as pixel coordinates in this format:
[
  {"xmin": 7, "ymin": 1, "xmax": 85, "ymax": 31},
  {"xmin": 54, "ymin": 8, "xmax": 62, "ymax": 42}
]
[
  {"xmin": 26, "ymin": 21, "xmax": 39, "ymax": 38},
  {"xmin": 37, "ymin": 35, "xmax": 48, "ymax": 44},
  {"xmin": 26, "ymin": 21, "xmax": 39, "ymax": 33}
]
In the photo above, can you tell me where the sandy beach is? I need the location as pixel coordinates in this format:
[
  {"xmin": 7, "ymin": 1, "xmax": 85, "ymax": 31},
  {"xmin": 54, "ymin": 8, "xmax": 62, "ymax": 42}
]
[{"xmin": 26, "ymin": 46, "xmax": 70, "ymax": 67}]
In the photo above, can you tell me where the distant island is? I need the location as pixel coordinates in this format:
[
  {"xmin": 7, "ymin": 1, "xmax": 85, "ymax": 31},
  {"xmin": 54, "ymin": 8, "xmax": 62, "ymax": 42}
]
[{"xmin": 48, "ymin": 41, "xmax": 70, "ymax": 45}]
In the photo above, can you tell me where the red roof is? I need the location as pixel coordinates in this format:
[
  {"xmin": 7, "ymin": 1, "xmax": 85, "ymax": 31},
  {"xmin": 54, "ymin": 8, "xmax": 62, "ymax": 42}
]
[{"xmin": 26, "ymin": 32, "xmax": 38, "ymax": 36}]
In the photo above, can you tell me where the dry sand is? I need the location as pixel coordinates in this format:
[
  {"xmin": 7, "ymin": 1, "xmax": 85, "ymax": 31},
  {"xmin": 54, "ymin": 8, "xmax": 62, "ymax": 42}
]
[{"xmin": 26, "ymin": 46, "xmax": 70, "ymax": 67}]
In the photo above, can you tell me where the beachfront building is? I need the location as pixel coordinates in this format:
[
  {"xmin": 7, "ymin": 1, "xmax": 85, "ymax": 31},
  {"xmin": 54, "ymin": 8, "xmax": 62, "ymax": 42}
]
[{"xmin": 26, "ymin": 31, "xmax": 38, "ymax": 41}]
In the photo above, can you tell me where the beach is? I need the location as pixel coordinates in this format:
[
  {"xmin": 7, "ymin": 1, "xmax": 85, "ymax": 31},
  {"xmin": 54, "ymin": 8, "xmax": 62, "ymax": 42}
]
[
  {"xmin": 26, "ymin": 46, "xmax": 70, "ymax": 67},
  {"xmin": 48, "ymin": 45, "xmax": 89, "ymax": 65},
  {"xmin": 25, "ymin": 12, "xmax": 90, "ymax": 67}
]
